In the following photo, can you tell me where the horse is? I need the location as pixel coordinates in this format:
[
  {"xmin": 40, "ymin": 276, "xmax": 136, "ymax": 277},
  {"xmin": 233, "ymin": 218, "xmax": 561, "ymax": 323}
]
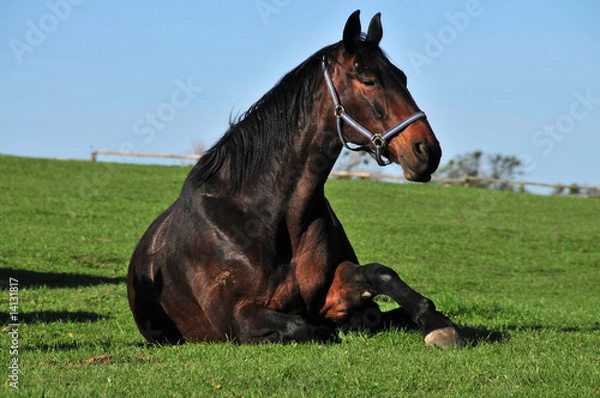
[{"xmin": 127, "ymin": 10, "xmax": 465, "ymax": 348}]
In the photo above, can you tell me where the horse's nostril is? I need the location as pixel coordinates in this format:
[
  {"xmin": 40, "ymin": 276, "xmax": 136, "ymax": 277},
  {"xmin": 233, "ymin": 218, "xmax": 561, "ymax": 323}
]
[{"xmin": 413, "ymin": 141, "xmax": 428, "ymax": 159}]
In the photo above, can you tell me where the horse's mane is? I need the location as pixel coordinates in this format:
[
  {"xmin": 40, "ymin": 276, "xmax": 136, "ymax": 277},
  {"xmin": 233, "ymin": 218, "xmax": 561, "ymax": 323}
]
[{"xmin": 186, "ymin": 45, "xmax": 337, "ymax": 194}]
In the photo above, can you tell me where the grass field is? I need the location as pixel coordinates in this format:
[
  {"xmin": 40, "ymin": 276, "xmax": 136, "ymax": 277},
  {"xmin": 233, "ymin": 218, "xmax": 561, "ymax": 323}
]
[{"xmin": 1, "ymin": 154, "xmax": 599, "ymax": 397}]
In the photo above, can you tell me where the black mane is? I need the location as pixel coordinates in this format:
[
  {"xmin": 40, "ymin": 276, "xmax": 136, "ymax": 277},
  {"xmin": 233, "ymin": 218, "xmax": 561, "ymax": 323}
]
[{"xmin": 186, "ymin": 45, "xmax": 336, "ymax": 194}]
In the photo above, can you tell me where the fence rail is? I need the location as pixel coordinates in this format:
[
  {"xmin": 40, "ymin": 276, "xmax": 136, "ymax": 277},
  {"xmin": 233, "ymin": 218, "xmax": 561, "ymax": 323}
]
[
  {"xmin": 90, "ymin": 150, "xmax": 600, "ymax": 195},
  {"xmin": 331, "ymin": 171, "xmax": 600, "ymax": 195},
  {"xmin": 90, "ymin": 149, "xmax": 200, "ymax": 162}
]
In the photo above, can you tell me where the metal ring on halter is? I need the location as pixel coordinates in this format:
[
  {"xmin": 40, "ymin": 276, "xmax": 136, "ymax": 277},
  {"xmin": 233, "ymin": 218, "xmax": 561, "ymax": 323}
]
[{"xmin": 371, "ymin": 135, "xmax": 385, "ymax": 148}]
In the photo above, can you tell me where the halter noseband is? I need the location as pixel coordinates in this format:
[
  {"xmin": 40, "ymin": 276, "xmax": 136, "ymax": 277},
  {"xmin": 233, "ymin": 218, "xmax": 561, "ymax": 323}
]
[{"xmin": 321, "ymin": 55, "xmax": 426, "ymax": 166}]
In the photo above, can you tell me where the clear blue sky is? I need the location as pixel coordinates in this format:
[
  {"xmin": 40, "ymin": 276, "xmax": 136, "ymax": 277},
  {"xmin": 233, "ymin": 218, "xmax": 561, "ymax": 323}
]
[{"xmin": 2, "ymin": 1, "xmax": 599, "ymax": 189}]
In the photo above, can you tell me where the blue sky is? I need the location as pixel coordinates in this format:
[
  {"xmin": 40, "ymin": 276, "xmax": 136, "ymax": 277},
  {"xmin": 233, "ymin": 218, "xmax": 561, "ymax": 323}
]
[{"xmin": 2, "ymin": 1, "xmax": 599, "ymax": 190}]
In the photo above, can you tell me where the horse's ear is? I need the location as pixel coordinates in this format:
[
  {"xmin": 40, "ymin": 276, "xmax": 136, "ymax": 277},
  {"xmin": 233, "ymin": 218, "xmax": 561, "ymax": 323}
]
[
  {"xmin": 343, "ymin": 10, "xmax": 361, "ymax": 53},
  {"xmin": 366, "ymin": 13, "xmax": 382, "ymax": 45}
]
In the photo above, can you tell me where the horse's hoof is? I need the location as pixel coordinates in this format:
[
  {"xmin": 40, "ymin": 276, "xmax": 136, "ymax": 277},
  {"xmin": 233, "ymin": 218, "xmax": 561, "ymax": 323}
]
[{"xmin": 424, "ymin": 327, "xmax": 466, "ymax": 348}]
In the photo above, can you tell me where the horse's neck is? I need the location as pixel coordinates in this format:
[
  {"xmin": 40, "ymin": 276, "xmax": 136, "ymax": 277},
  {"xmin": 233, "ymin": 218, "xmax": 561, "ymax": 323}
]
[
  {"xmin": 230, "ymin": 121, "xmax": 341, "ymax": 229},
  {"xmin": 278, "ymin": 128, "xmax": 342, "ymax": 234},
  {"xmin": 191, "ymin": 92, "xmax": 342, "ymax": 237}
]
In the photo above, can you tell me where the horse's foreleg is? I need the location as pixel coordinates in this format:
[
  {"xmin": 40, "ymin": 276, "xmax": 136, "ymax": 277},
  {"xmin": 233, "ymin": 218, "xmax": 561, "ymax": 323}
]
[
  {"xmin": 233, "ymin": 303, "xmax": 332, "ymax": 343},
  {"xmin": 322, "ymin": 262, "xmax": 465, "ymax": 348}
]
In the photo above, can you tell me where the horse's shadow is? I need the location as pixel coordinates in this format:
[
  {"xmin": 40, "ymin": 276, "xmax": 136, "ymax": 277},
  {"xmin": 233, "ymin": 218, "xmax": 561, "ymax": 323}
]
[
  {"xmin": 1, "ymin": 268, "xmax": 119, "ymax": 349},
  {"xmin": 457, "ymin": 325, "xmax": 506, "ymax": 346},
  {"xmin": 1, "ymin": 310, "xmax": 109, "ymax": 325},
  {"xmin": 451, "ymin": 323, "xmax": 600, "ymax": 347},
  {"xmin": 0, "ymin": 268, "xmax": 125, "ymax": 289}
]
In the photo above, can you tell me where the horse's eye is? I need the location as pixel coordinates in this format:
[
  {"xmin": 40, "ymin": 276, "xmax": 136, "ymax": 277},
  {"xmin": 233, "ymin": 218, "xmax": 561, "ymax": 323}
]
[{"xmin": 361, "ymin": 80, "xmax": 377, "ymax": 88}]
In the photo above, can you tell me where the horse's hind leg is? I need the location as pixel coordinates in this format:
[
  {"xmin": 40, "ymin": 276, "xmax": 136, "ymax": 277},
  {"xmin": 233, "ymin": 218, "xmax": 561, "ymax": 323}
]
[
  {"xmin": 127, "ymin": 270, "xmax": 184, "ymax": 344},
  {"xmin": 322, "ymin": 262, "xmax": 465, "ymax": 348},
  {"xmin": 233, "ymin": 304, "xmax": 332, "ymax": 343}
]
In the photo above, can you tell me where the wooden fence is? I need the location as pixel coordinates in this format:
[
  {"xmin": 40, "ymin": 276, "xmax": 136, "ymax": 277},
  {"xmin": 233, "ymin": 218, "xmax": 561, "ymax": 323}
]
[
  {"xmin": 90, "ymin": 149, "xmax": 200, "ymax": 162},
  {"xmin": 331, "ymin": 171, "xmax": 600, "ymax": 196},
  {"xmin": 90, "ymin": 150, "xmax": 600, "ymax": 196}
]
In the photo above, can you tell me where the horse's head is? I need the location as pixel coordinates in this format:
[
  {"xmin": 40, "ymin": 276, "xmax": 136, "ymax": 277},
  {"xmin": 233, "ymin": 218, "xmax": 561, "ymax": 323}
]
[{"xmin": 323, "ymin": 10, "xmax": 441, "ymax": 182}]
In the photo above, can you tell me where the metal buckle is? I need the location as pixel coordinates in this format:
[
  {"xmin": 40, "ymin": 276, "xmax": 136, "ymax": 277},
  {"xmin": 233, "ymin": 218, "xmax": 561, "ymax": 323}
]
[{"xmin": 371, "ymin": 134, "xmax": 385, "ymax": 148}]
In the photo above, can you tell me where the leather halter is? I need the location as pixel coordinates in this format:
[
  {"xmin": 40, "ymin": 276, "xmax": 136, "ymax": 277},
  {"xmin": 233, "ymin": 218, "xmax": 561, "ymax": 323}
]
[{"xmin": 321, "ymin": 55, "xmax": 426, "ymax": 166}]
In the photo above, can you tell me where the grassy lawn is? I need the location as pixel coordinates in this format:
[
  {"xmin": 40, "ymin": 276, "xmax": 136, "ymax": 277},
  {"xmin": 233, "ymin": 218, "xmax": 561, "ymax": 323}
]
[{"xmin": 1, "ymin": 155, "xmax": 599, "ymax": 397}]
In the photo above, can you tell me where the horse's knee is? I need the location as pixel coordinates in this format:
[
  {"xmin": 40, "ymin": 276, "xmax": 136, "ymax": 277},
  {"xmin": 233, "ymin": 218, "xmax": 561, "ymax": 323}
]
[
  {"xmin": 363, "ymin": 263, "xmax": 398, "ymax": 286},
  {"xmin": 321, "ymin": 262, "xmax": 377, "ymax": 324},
  {"xmin": 360, "ymin": 263, "xmax": 446, "ymax": 328}
]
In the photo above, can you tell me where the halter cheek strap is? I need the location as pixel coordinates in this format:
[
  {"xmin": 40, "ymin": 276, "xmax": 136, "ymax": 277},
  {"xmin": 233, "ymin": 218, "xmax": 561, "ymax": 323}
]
[{"xmin": 321, "ymin": 55, "xmax": 426, "ymax": 166}]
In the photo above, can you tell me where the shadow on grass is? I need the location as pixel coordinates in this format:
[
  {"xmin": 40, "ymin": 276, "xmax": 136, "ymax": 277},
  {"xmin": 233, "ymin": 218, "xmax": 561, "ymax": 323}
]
[
  {"xmin": 457, "ymin": 323, "xmax": 600, "ymax": 347},
  {"xmin": 0, "ymin": 269, "xmax": 125, "ymax": 289},
  {"xmin": 459, "ymin": 325, "xmax": 507, "ymax": 346},
  {"xmin": 1, "ymin": 310, "xmax": 110, "ymax": 325},
  {"xmin": 33, "ymin": 342, "xmax": 82, "ymax": 352}
]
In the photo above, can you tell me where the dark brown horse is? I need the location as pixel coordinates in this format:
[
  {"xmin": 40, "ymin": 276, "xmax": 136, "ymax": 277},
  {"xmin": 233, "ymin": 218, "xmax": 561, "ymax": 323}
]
[{"xmin": 127, "ymin": 11, "xmax": 465, "ymax": 348}]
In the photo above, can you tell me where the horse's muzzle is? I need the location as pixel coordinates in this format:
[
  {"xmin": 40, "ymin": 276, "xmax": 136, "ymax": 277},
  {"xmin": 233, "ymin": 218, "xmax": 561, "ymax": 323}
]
[{"xmin": 393, "ymin": 137, "xmax": 441, "ymax": 182}]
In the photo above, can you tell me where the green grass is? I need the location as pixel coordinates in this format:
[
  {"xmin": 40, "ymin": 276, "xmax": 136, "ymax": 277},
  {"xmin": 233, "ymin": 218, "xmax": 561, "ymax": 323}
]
[{"xmin": 1, "ymin": 154, "xmax": 599, "ymax": 397}]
